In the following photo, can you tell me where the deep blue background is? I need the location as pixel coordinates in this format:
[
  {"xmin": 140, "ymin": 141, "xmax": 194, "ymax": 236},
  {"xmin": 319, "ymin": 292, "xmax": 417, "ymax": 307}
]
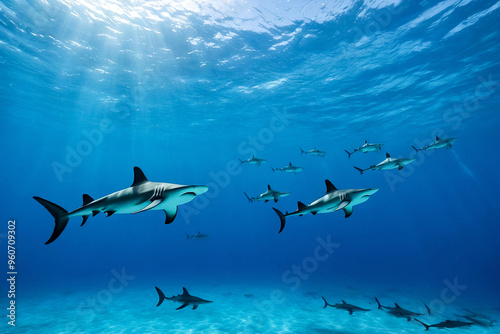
[{"xmin": 1, "ymin": 0, "xmax": 499, "ymax": 308}]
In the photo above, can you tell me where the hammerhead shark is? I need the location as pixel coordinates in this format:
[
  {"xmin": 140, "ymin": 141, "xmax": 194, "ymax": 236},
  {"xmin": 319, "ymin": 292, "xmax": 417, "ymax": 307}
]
[
  {"xmin": 239, "ymin": 155, "xmax": 266, "ymax": 166},
  {"xmin": 272, "ymin": 180, "xmax": 378, "ymax": 233},
  {"xmin": 412, "ymin": 136, "xmax": 457, "ymax": 152},
  {"xmin": 415, "ymin": 318, "xmax": 474, "ymax": 330},
  {"xmin": 375, "ymin": 297, "xmax": 426, "ymax": 321},
  {"xmin": 33, "ymin": 167, "xmax": 208, "ymax": 244},
  {"xmin": 155, "ymin": 287, "xmax": 212, "ymax": 310},
  {"xmin": 345, "ymin": 140, "xmax": 383, "ymax": 158},
  {"xmin": 322, "ymin": 297, "xmax": 370, "ymax": 315},
  {"xmin": 244, "ymin": 185, "xmax": 290, "ymax": 203},
  {"xmin": 354, "ymin": 153, "xmax": 415, "ymax": 174},
  {"xmin": 271, "ymin": 162, "xmax": 304, "ymax": 174},
  {"xmin": 300, "ymin": 148, "xmax": 326, "ymax": 157}
]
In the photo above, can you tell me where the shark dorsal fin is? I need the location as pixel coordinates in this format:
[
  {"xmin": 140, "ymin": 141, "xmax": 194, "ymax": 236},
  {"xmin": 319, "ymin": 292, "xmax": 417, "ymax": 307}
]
[
  {"xmin": 289, "ymin": 162, "xmax": 292, "ymax": 166},
  {"xmin": 297, "ymin": 201, "xmax": 306, "ymax": 210},
  {"xmin": 386, "ymin": 153, "xmax": 391, "ymax": 158},
  {"xmin": 365, "ymin": 140, "xmax": 367, "ymax": 144},
  {"xmin": 436, "ymin": 136, "xmax": 440, "ymax": 141},
  {"xmin": 325, "ymin": 180, "xmax": 337, "ymax": 193},
  {"xmin": 182, "ymin": 287, "xmax": 190, "ymax": 296},
  {"xmin": 268, "ymin": 185, "xmax": 271, "ymax": 190},
  {"xmin": 132, "ymin": 167, "xmax": 149, "ymax": 186},
  {"xmin": 252, "ymin": 155, "xmax": 255, "ymax": 158},
  {"xmin": 342, "ymin": 300, "xmax": 347, "ymax": 304},
  {"xmin": 82, "ymin": 194, "xmax": 94, "ymax": 205},
  {"xmin": 395, "ymin": 303, "xmax": 402, "ymax": 309}
]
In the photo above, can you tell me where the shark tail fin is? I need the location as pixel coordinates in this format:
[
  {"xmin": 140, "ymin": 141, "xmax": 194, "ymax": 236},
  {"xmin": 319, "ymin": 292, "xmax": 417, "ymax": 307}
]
[
  {"xmin": 273, "ymin": 208, "xmax": 286, "ymax": 233},
  {"xmin": 344, "ymin": 150, "xmax": 352, "ymax": 159},
  {"xmin": 155, "ymin": 286, "xmax": 166, "ymax": 307},
  {"xmin": 243, "ymin": 192, "xmax": 253, "ymax": 203},
  {"xmin": 375, "ymin": 297, "xmax": 382, "ymax": 309},
  {"xmin": 321, "ymin": 296, "xmax": 331, "ymax": 308},
  {"xmin": 414, "ymin": 319, "xmax": 430, "ymax": 331},
  {"xmin": 300, "ymin": 148, "xmax": 305, "ymax": 154},
  {"xmin": 239, "ymin": 158, "xmax": 243, "ymax": 164},
  {"xmin": 271, "ymin": 167, "xmax": 275, "ymax": 172},
  {"xmin": 411, "ymin": 146, "xmax": 420, "ymax": 153},
  {"xmin": 33, "ymin": 197, "xmax": 69, "ymax": 245},
  {"xmin": 353, "ymin": 166, "xmax": 364, "ymax": 175}
]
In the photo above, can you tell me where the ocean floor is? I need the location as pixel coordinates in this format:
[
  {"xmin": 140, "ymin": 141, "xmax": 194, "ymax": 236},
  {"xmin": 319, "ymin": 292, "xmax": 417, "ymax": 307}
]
[{"xmin": 6, "ymin": 281, "xmax": 498, "ymax": 334}]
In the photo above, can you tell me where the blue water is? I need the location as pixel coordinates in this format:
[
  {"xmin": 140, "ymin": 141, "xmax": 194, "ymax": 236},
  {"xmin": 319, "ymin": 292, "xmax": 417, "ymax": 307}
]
[{"xmin": 1, "ymin": 0, "xmax": 500, "ymax": 333}]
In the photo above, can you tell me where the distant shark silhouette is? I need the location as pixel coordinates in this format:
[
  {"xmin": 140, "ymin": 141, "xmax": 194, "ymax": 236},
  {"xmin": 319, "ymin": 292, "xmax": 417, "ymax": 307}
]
[
  {"xmin": 345, "ymin": 140, "xmax": 383, "ymax": 158},
  {"xmin": 244, "ymin": 185, "xmax": 290, "ymax": 203},
  {"xmin": 453, "ymin": 313, "xmax": 494, "ymax": 327},
  {"xmin": 239, "ymin": 155, "xmax": 266, "ymax": 166},
  {"xmin": 322, "ymin": 297, "xmax": 370, "ymax": 315},
  {"xmin": 273, "ymin": 180, "xmax": 378, "ymax": 233},
  {"xmin": 34, "ymin": 167, "xmax": 208, "ymax": 244},
  {"xmin": 185, "ymin": 232, "xmax": 209, "ymax": 240},
  {"xmin": 155, "ymin": 287, "xmax": 212, "ymax": 310},
  {"xmin": 271, "ymin": 162, "xmax": 304, "ymax": 174},
  {"xmin": 415, "ymin": 318, "xmax": 474, "ymax": 330},
  {"xmin": 412, "ymin": 136, "xmax": 457, "ymax": 152},
  {"xmin": 300, "ymin": 148, "xmax": 326, "ymax": 157},
  {"xmin": 375, "ymin": 297, "xmax": 426, "ymax": 321},
  {"xmin": 354, "ymin": 153, "xmax": 415, "ymax": 174}
]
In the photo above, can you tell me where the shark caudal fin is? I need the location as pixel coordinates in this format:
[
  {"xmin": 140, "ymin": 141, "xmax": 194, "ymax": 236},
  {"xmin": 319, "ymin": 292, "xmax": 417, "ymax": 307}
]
[
  {"xmin": 375, "ymin": 297, "xmax": 383, "ymax": 309},
  {"xmin": 353, "ymin": 166, "xmax": 364, "ymax": 175},
  {"xmin": 273, "ymin": 208, "xmax": 286, "ymax": 233},
  {"xmin": 300, "ymin": 148, "xmax": 305, "ymax": 154},
  {"xmin": 33, "ymin": 197, "xmax": 69, "ymax": 245},
  {"xmin": 344, "ymin": 150, "xmax": 352, "ymax": 159},
  {"xmin": 414, "ymin": 319, "xmax": 430, "ymax": 331},
  {"xmin": 243, "ymin": 192, "xmax": 253, "ymax": 203},
  {"xmin": 155, "ymin": 286, "xmax": 166, "ymax": 307},
  {"xmin": 321, "ymin": 296, "xmax": 332, "ymax": 308},
  {"xmin": 271, "ymin": 167, "xmax": 276, "ymax": 172},
  {"xmin": 411, "ymin": 146, "xmax": 421, "ymax": 153}
]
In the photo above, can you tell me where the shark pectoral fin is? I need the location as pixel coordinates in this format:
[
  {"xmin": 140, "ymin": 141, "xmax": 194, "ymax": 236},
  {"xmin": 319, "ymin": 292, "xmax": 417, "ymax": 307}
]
[
  {"xmin": 132, "ymin": 199, "xmax": 163, "ymax": 214},
  {"xmin": 273, "ymin": 195, "xmax": 279, "ymax": 203},
  {"xmin": 164, "ymin": 207, "xmax": 178, "ymax": 224},
  {"xmin": 343, "ymin": 206, "xmax": 353, "ymax": 218},
  {"xmin": 92, "ymin": 210, "xmax": 100, "ymax": 217},
  {"xmin": 335, "ymin": 200, "xmax": 350, "ymax": 211},
  {"xmin": 192, "ymin": 305, "xmax": 198, "ymax": 310},
  {"xmin": 348, "ymin": 310, "xmax": 353, "ymax": 315},
  {"xmin": 265, "ymin": 200, "xmax": 269, "ymax": 203},
  {"xmin": 176, "ymin": 303, "xmax": 189, "ymax": 310},
  {"xmin": 81, "ymin": 215, "xmax": 90, "ymax": 226},
  {"xmin": 398, "ymin": 165, "xmax": 403, "ymax": 170}
]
